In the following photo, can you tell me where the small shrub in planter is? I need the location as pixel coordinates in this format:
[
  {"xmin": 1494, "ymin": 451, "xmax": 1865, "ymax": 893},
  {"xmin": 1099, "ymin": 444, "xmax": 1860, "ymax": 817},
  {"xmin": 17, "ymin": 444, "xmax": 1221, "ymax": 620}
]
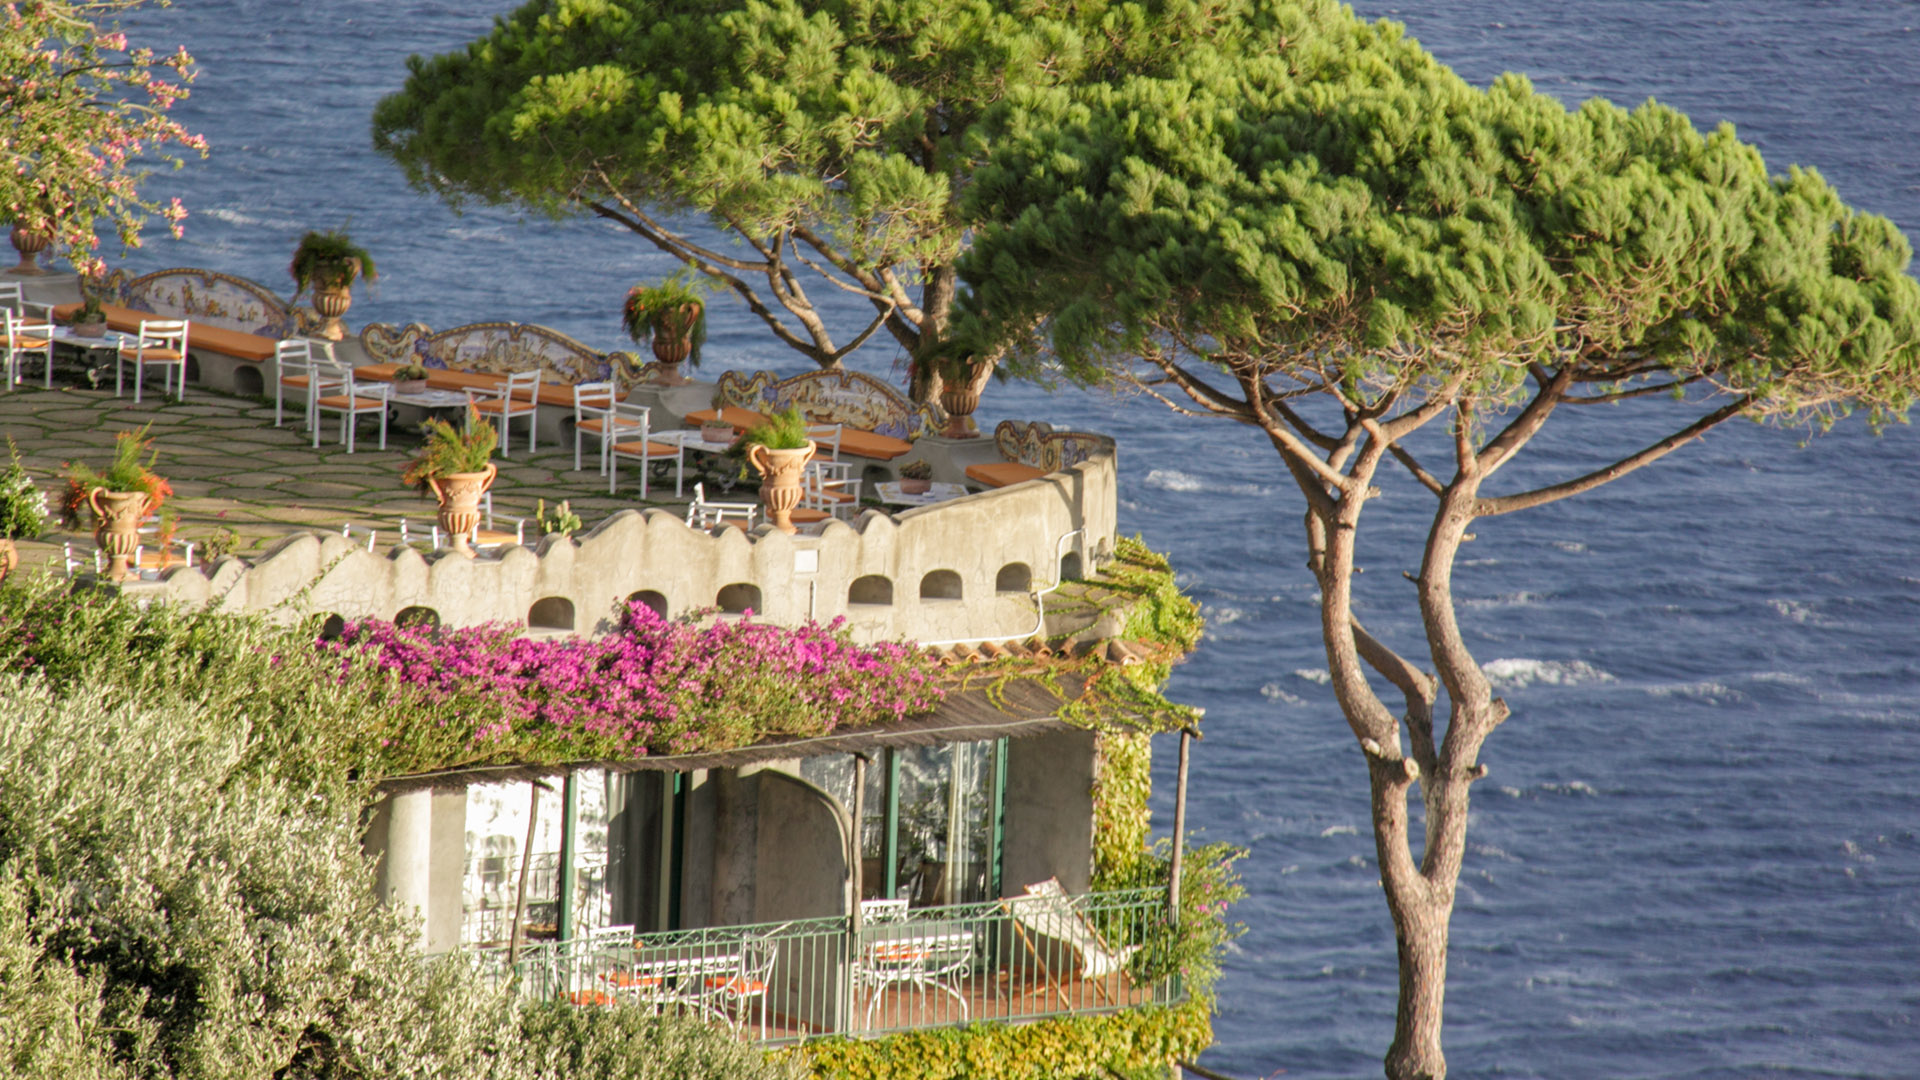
[{"xmin": 898, "ymin": 459, "xmax": 934, "ymax": 494}]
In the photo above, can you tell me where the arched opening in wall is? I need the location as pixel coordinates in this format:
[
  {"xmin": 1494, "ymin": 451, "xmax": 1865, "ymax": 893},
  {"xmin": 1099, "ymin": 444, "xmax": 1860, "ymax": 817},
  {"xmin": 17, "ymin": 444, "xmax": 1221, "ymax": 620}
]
[
  {"xmin": 317, "ymin": 613, "xmax": 347, "ymax": 641},
  {"xmin": 995, "ymin": 562, "xmax": 1033, "ymax": 594},
  {"xmin": 528, "ymin": 596, "xmax": 575, "ymax": 632},
  {"xmin": 717, "ymin": 583, "xmax": 762, "ymax": 614},
  {"xmin": 1059, "ymin": 551, "xmax": 1084, "ymax": 582},
  {"xmin": 182, "ymin": 355, "xmax": 202, "ymax": 385},
  {"xmin": 627, "ymin": 590, "xmax": 668, "ymax": 620},
  {"xmin": 849, "ymin": 575, "xmax": 894, "ymax": 606},
  {"xmin": 919, "ymin": 570, "xmax": 963, "ymax": 602},
  {"xmin": 395, "ymin": 605, "xmax": 441, "ymax": 631},
  {"xmin": 233, "ymin": 365, "xmax": 264, "ymax": 398}
]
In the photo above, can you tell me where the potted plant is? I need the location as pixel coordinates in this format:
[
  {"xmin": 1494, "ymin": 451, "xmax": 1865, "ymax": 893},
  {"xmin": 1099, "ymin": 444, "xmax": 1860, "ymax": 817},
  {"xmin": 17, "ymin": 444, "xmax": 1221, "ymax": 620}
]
[
  {"xmin": 738, "ymin": 406, "xmax": 814, "ymax": 534},
  {"xmin": 289, "ymin": 228, "xmax": 378, "ymax": 341},
  {"xmin": 68, "ymin": 288, "xmax": 109, "ymax": 338},
  {"xmin": 621, "ymin": 272, "xmax": 709, "ymax": 386},
  {"xmin": 402, "ymin": 409, "xmax": 497, "ymax": 558},
  {"xmin": 536, "ymin": 498, "xmax": 582, "ymax": 539},
  {"xmin": 935, "ymin": 349, "xmax": 993, "ymax": 438},
  {"xmin": 393, "ymin": 361, "xmax": 431, "ymax": 394},
  {"xmin": 0, "ymin": 439, "xmax": 48, "ymax": 582},
  {"xmin": 62, "ymin": 426, "xmax": 171, "ymax": 582},
  {"xmin": 897, "ymin": 459, "xmax": 934, "ymax": 496},
  {"xmin": 698, "ymin": 406, "xmax": 738, "ymax": 446}
]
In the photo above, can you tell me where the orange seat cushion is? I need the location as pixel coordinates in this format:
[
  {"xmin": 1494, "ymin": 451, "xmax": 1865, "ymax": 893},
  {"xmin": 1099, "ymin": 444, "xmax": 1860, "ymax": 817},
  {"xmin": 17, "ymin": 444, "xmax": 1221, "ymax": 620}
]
[
  {"xmin": 611, "ymin": 440, "xmax": 678, "ymax": 458},
  {"xmin": 470, "ymin": 396, "xmax": 537, "ymax": 414},
  {"xmin": 280, "ymin": 374, "xmax": 312, "ymax": 388},
  {"xmin": 316, "ymin": 394, "xmax": 386, "ymax": 410},
  {"xmin": 567, "ymin": 990, "xmax": 615, "ymax": 1007},
  {"xmin": 12, "ymin": 337, "xmax": 50, "ymax": 350},
  {"xmin": 789, "ymin": 508, "xmax": 832, "ymax": 524},
  {"xmin": 965, "ymin": 462, "xmax": 1048, "ymax": 488},
  {"xmin": 869, "ymin": 943, "xmax": 930, "ymax": 962},
  {"xmin": 124, "ymin": 348, "xmax": 185, "ymax": 362},
  {"xmin": 603, "ymin": 971, "xmax": 663, "ymax": 989},
  {"xmin": 703, "ymin": 976, "xmax": 767, "ymax": 995}
]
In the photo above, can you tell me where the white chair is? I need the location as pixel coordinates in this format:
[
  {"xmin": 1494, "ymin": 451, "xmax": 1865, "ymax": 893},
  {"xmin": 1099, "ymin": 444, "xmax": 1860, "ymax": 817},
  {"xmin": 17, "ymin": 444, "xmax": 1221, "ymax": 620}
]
[
  {"xmin": 471, "ymin": 491, "xmax": 527, "ymax": 549},
  {"xmin": 704, "ymin": 932, "xmax": 780, "ymax": 1038},
  {"xmin": 466, "ymin": 369, "xmax": 540, "ymax": 456},
  {"xmin": 806, "ymin": 421, "xmax": 844, "ymax": 460},
  {"xmin": 311, "ymin": 361, "xmax": 389, "ymax": 452},
  {"xmin": 341, "ymin": 523, "xmax": 378, "ymax": 551},
  {"xmin": 605, "ymin": 402, "xmax": 684, "ymax": 499},
  {"xmin": 116, "ymin": 319, "xmax": 189, "ymax": 403},
  {"xmin": 4, "ymin": 309, "xmax": 54, "ymax": 391},
  {"xmin": 686, "ymin": 482, "xmax": 758, "ymax": 531},
  {"xmin": 570, "ymin": 381, "xmax": 638, "ymax": 473},
  {"xmin": 274, "ymin": 338, "xmax": 329, "ymax": 429},
  {"xmin": 803, "ymin": 459, "xmax": 863, "ymax": 520}
]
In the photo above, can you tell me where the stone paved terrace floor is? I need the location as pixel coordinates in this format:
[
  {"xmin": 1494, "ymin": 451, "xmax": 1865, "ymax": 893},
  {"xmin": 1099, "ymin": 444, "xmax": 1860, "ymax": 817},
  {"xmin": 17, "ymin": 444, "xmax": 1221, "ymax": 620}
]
[{"xmin": 0, "ymin": 385, "xmax": 714, "ymax": 576}]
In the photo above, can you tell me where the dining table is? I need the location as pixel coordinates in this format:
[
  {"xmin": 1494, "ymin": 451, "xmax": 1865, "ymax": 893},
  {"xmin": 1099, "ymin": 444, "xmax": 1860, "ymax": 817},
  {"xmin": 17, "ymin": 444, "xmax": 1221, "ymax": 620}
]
[
  {"xmin": 684, "ymin": 407, "xmax": 914, "ymax": 462},
  {"xmin": 874, "ymin": 481, "xmax": 970, "ymax": 508}
]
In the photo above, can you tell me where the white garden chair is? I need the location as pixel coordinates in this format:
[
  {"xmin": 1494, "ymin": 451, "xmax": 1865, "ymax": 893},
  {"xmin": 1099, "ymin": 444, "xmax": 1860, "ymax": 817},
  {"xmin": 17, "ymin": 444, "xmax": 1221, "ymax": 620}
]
[
  {"xmin": 274, "ymin": 338, "xmax": 330, "ymax": 429},
  {"xmin": 116, "ymin": 319, "xmax": 189, "ymax": 403},
  {"xmin": 466, "ymin": 369, "xmax": 540, "ymax": 456},
  {"xmin": 604, "ymin": 402, "xmax": 683, "ymax": 499},
  {"xmin": 686, "ymin": 482, "xmax": 758, "ymax": 531},
  {"xmin": 4, "ymin": 309, "xmax": 54, "ymax": 391},
  {"xmin": 311, "ymin": 360, "xmax": 390, "ymax": 452},
  {"xmin": 570, "ymin": 381, "xmax": 639, "ymax": 473}
]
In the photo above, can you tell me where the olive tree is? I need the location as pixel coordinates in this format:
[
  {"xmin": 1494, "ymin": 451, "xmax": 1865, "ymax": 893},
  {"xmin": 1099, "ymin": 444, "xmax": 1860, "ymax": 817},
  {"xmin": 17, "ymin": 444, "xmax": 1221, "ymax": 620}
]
[
  {"xmin": 371, "ymin": 0, "xmax": 1265, "ymax": 404},
  {"xmin": 956, "ymin": 4, "xmax": 1920, "ymax": 1076}
]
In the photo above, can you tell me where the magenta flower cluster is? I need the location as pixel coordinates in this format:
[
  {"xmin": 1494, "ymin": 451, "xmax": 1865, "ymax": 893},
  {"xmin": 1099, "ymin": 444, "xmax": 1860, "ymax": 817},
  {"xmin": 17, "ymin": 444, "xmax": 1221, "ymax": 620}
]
[{"xmin": 323, "ymin": 603, "xmax": 944, "ymax": 757}]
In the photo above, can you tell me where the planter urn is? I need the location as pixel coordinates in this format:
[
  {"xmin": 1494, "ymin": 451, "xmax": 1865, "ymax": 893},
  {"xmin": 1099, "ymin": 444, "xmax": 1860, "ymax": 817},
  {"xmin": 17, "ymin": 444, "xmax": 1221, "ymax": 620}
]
[
  {"xmin": 88, "ymin": 488, "xmax": 149, "ymax": 582},
  {"xmin": 70, "ymin": 318, "xmax": 108, "ymax": 339},
  {"xmin": 427, "ymin": 463, "xmax": 497, "ymax": 558},
  {"xmin": 747, "ymin": 441, "xmax": 816, "ymax": 534},
  {"xmin": 647, "ymin": 302, "xmax": 701, "ymax": 386},
  {"xmin": 8, "ymin": 226, "xmax": 50, "ymax": 276},
  {"xmin": 939, "ymin": 384, "xmax": 982, "ymax": 438},
  {"xmin": 311, "ymin": 284, "xmax": 353, "ymax": 341}
]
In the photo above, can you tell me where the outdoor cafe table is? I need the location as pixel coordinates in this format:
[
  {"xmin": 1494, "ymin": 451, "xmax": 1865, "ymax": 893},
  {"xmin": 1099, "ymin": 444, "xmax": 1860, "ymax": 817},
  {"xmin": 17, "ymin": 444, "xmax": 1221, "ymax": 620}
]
[
  {"xmin": 610, "ymin": 947, "xmax": 744, "ymax": 1019},
  {"xmin": 875, "ymin": 481, "xmax": 969, "ymax": 508},
  {"xmin": 353, "ymin": 362, "xmax": 579, "ymax": 410},
  {"xmin": 683, "ymin": 407, "xmax": 914, "ymax": 462}
]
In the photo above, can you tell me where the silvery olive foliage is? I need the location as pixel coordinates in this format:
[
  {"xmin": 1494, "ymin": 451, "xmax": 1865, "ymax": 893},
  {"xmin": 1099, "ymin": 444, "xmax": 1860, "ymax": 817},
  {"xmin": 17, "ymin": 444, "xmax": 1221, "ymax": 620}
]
[{"xmin": 0, "ymin": 678, "xmax": 797, "ymax": 1080}]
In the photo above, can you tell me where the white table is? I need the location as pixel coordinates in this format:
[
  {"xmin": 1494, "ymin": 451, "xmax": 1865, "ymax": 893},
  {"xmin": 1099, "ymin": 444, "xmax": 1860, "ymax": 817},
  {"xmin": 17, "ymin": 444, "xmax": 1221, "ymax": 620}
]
[
  {"xmin": 388, "ymin": 387, "xmax": 471, "ymax": 409},
  {"xmin": 875, "ymin": 481, "xmax": 968, "ymax": 508},
  {"xmin": 49, "ymin": 327, "xmax": 136, "ymax": 349},
  {"xmin": 665, "ymin": 428, "xmax": 740, "ymax": 457}
]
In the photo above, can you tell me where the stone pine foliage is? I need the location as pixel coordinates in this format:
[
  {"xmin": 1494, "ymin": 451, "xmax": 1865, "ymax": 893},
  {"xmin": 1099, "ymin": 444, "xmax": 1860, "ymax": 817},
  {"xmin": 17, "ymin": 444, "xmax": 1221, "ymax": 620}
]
[
  {"xmin": 0, "ymin": 0, "xmax": 206, "ymax": 275},
  {"xmin": 370, "ymin": 0, "xmax": 1276, "ymax": 393},
  {"xmin": 954, "ymin": 3, "xmax": 1920, "ymax": 1076}
]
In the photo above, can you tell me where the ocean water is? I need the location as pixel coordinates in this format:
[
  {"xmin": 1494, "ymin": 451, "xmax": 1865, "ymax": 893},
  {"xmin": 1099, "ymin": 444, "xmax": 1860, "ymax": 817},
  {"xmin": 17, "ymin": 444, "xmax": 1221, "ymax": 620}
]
[{"xmin": 111, "ymin": 1, "xmax": 1920, "ymax": 1075}]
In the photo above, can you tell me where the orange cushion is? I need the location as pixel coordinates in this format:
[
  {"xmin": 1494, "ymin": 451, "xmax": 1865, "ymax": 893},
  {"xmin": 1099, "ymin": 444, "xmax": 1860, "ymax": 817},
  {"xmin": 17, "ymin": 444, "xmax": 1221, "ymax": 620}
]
[
  {"xmin": 965, "ymin": 462, "xmax": 1047, "ymax": 488},
  {"xmin": 611, "ymin": 440, "xmax": 678, "ymax": 458},
  {"xmin": 703, "ymin": 976, "xmax": 767, "ymax": 995},
  {"xmin": 603, "ymin": 971, "xmax": 663, "ymax": 989},
  {"xmin": 316, "ymin": 394, "xmax": 385, "ymax": 410},
  {"xmin": 869, "ymin": 943, "xmax": 929, "ymax": 962},
  {"xmin": 125, "ymin": 348, "xmax": 184, "ymax": 362},
  {"xmin": 789, "ymin": 508, "xmax": 832, "ymax": 524},
  {"xmin": 471, "ymin": 396, "xmax": 537, "ymax": 414},
  {"xmin": 11, "ymin": 337, "xmax": 50, "ymax": 350},
  {"xmin": 280, "ymin": 374, "xmax": 312, "ymax": 388},
  {"xmin": 567, "ymin": 990, "xmax": 615, "ymax": 1007}
]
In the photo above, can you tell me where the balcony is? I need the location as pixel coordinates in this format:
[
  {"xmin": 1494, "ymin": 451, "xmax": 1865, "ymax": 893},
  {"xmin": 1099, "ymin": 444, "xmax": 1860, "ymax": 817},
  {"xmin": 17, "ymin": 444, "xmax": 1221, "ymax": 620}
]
[{"xmin": 467, "ymin": 887, "xmax": 1184, "ymax": 1042}]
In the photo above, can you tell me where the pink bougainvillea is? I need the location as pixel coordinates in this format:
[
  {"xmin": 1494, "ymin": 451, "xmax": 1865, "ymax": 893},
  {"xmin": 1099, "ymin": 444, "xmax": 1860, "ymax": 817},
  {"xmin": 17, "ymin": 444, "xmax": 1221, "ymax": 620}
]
[{"xmin": 323, "ymin": 603, "xmax": 943, "ymax": 758}]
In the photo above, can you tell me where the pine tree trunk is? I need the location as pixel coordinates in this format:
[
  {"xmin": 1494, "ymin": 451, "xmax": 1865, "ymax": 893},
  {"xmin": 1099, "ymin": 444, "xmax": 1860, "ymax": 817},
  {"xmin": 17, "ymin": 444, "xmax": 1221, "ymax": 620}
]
[{"xmin": 1384, "ymin": 885, "xmax": 1451, "ymax": 1079}]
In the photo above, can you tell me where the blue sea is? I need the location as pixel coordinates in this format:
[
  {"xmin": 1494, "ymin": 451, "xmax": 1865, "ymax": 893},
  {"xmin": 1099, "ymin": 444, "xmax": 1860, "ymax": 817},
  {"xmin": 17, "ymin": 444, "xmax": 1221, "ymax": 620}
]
[{"xmin": 115, "ymin": 1, "xmax": 1920, "ymax": 1075}]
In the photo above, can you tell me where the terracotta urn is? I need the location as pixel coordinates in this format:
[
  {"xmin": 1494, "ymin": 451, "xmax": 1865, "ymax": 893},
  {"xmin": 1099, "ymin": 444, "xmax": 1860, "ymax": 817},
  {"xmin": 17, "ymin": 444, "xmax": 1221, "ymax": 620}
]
[
  {"xmin": 747, "ymin": 441, "xmax": 816, "ymax": 534},
  {"xmin": 900, "ymin": 477, "xmax": 932, "ymax": 495},
  {"xmin": 311, "ymin": 284, "xmax": 352, "ymax": 341},
  {"xmin": 394, "ymin": 379, "xmax": 429, "ymax": 395},
  {"xmin": 70, "ymin": 317, "xmax": 108, "ymax": 339},
  {"xmin": 699, "ymin": 421, "xmax": 736, "ymax": 445},
  {"xmin": 647, "ymin": 302, "xmax": 701, "ymax": 385},
  {"xmin": 8, "ymin": 226, "xmax": 50, "ymax": 276},
  {"xmin": 426, "ymin": 463, "xmax": 497, "ymax": 558},
  {"xmin": 939, "ymin": 384, "xmax": 982, "ymax": 438},
  {"xmin": 88, "ymin": 488, "xmax": 149, "ymax": 582}
]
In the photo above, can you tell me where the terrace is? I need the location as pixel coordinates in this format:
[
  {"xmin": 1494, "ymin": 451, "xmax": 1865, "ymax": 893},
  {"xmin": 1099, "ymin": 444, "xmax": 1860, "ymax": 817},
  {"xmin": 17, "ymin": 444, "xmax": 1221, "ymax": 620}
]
[{"xmin": 0, "ymin": 267, "xmax": 1213, "ymax": 1049}]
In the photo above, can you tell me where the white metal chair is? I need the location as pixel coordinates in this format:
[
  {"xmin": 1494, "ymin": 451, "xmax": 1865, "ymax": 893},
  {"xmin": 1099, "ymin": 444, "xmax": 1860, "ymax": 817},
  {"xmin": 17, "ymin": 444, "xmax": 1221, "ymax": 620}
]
[
  {"xmin": 803, "ymin": 459, "xmax": 864, "ymax": 520},
  {"xmin": 704, "ymin": 932, "xmax": 780, "ymax": 1038},
  {"xmin": 571, "ymin": 381, "xmax": 638, "ymax": 473},
  {"xmin": 466, "ymin": 369, "xmax": 540, "ymax": 456},
  {"xmin": 274, "ymin": 338, "xmax": 329, "ymax": 429},
  {"xmin": 605, "ymin": 402, "xmax": 684, "ymax": 499},
  {"xmin": 4, "ymin": 309, "xmax": 54, "ymax": 391},
  {"xmin": 116, "ymin": 319, "xmax": 189, "ymax": 403},
  {"xmin": 806, "ymin": 421, "xmax": 844, "ymax": 460},
  {"xmin": 311, "ymin": 360, "xmax": 389, "ymax": 452},
  {"xmin": 340, "ymin": 523, "xmax": 379, "ymax": 551},
  {"xmin": 686, "ymin": 482, "xmax": 758, "ymax": 531}
]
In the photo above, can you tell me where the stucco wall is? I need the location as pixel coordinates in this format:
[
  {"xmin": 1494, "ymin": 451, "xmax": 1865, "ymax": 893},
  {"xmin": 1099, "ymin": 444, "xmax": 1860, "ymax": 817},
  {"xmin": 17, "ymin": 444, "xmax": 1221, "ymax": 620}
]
[
  {"xmin": 1000, "ymin": 727, "xmax": 1098, "ymax": 897},
  {"xmin": 125, "ymin": 450, "xmax": 1118, "ymax": 644}
]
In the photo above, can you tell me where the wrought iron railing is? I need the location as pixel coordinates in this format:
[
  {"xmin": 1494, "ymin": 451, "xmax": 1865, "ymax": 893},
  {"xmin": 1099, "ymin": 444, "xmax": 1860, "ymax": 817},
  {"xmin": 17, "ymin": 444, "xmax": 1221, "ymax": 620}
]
[{"xmin": 465, "ymin": 887, "xmax": 1182, "ymax": 1043}]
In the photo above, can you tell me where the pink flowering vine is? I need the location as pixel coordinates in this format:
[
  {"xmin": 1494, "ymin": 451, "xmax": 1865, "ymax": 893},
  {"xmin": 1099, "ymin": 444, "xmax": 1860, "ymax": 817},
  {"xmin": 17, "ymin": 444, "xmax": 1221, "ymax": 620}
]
[{"xmin": 322, "ymin": 602, "xmax": 945, "ymax": 759}]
